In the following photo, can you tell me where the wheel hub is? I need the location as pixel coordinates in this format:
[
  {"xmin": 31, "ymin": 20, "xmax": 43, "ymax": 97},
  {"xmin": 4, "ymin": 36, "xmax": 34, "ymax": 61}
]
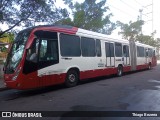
[{"xmin": 69, "ymin": 74, "xmax": 75, "ymax": 82}]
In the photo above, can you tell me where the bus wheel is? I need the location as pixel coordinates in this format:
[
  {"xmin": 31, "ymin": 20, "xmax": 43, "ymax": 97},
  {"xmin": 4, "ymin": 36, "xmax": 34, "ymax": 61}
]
[
  {"xmin": 65, "ymin": 70, "xmax": 79, "ymax": 87},
  {"xmin": 117, "ymin": 65, "xmax": 123, "ymax": 77}
]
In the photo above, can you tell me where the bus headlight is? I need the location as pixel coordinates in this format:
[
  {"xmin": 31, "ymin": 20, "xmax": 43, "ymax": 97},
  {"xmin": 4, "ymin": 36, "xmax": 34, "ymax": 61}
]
[{"xmin": 12, "ymin": 68, "xmax": 21, "ymax": 81}]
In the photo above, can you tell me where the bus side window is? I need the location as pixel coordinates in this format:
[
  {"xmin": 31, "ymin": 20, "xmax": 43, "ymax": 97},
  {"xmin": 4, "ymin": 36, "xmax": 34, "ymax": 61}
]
[
  {"xmin": 126, "ymin": 46, "xmax": 129, "ymax": 57},
  {"xmin": 123, "ymin": 45, "xmax": 127, "ymax": 57},
  {"xmin": 60, "ymin": 34, "xmax": 81, "ymax": 57},
  {"xmin": 39, "ymin": 39, "xmax": 58, "ymax": 61},
  {"xmin": 137, "ymin": 46, "xmax": 145, "ymax": 57},
  {"xmin": 96, "ymin": 39, "xmax": 101, "ymax": 57},
  {"xmin": 81, "ymin": 37, "xmax": 96, "ymax": 57},
  {"xmin": 148, "ymin": 48, "xmax": 152, "ymax": 57},
  {"xmin": 123, "ymin": 45, "xmax": 129, "ymax": 57},
  {"xmin": 153, "ymin": 50, "xmax": 156, "ymax": 57},
  {"xmin": 115, "ymin": 43, "xmax": 122, "ymax": 57},
  {"xmin": 39, "ymin": 40, "xmax": 47, "ymax": 61},
  {"xmin": 146, "ymin": 49, "xmax": 148, "ymax": 57}
]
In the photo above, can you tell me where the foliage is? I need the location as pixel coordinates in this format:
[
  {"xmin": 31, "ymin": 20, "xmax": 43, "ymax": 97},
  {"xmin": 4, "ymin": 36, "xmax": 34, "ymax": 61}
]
[
  {"xmin": 117, "ymin": 20, "xmax": 160, "ymax": 47},
  {"xmin": 1, "ymin": 46, "xmax": 7, "ymax": 52},
  {"xmin": 117, "ymin": 20, "xmax": 144, "ymax": 40},
  {"xmin": 0, "ymin": 32, "xmax": 14, "ymax": 53},
  {"xmin": 136, "ymin": 35, "xmax": 157, "ymax": 47},
  {"xmin": 57, "ymin": 0, "xmax": 116, "ymax": 35},
  {"xmin": 0, "ymin": 0, "xmax": 68, "ymax": 36},
  {"xmin": 0, "ymin": 32, "xmax": 14, "ymax": 43},
  {"xmin": 156, "ymin": 38, "xmax": 160, "ymax": 48}
]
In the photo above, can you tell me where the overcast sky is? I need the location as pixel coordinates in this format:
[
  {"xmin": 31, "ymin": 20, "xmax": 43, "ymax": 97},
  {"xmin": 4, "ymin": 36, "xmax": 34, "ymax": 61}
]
[{"xmin": 107, "ymin": 0, "xmax": 160, "ymax": 38}]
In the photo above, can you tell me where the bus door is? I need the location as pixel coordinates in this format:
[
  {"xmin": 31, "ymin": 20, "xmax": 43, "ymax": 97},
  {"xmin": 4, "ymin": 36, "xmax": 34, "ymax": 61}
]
[
  {"xmin": 29, "ymin": 31, "xmax": 58, "ymax": 87},
  {"xmin": 105, "ymin": 42, "xmax": 115, "ymax": 67},
  {"xmin": 145, "ymin": 48, "xmax": 149, "ymax": 64},
  {"xmin": 152, "ymin": 49, "xmax": 157, "ymax": 66},
  {"xmin": 37, "ymin": 33, "xmax": 59, "ymax": 87},
  {"xmin": 123, "ymin": 45, "xmax": 130, "ymax": 66}
]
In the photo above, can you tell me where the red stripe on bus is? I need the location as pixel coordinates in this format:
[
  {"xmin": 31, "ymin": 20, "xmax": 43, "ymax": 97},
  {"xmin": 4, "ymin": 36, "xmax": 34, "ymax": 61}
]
[{"xmin": 5, "ymin": 66, "xmax": 132, "ymax": 90}]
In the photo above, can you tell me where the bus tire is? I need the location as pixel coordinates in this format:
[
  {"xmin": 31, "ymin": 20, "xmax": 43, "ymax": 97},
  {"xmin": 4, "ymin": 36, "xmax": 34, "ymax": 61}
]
[
  {"xmin": 65, "ymin": 70, "xmax": 79, "ymax": 87},
  {"xmin": 117, "ymin": 65, "xmax": 123, "ymax": 77}
]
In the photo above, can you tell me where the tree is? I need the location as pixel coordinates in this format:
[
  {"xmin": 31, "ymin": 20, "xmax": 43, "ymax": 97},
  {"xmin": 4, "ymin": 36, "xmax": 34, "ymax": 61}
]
[
  {"xmin": 156, "ymin": 38, "xmax": 160, "ymax": 58},
  {"xmin": 117, "ymin": 20, "xmax": 144, "ymax": 40},
  {"xmin": 0, "ymin": 32, "xmax": 14, "ymax": 53},
  {"xmin": 56, "ymin": 0, "xmax": 115, "ymax": 35},
  {"xmin": 117, "ymin": 20, "xmax": 159, "ymax": 47},
  {"xmin": 0, "ymin": 0, "xmax": 68, "ymax": 37},
  {"xmin": 0, "ymin": 32, "xmax": 14, "ymax": 43},
  {"xmin": 136, "ymin": 35, "xmax": 156, "ymax": 46}
]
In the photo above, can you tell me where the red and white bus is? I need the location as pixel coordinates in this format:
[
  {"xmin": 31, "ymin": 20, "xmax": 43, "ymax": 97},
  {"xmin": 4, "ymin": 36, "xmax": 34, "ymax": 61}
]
[{"xmin": 3, "ymin": 25, "xmax": 157, "ymax": 89}]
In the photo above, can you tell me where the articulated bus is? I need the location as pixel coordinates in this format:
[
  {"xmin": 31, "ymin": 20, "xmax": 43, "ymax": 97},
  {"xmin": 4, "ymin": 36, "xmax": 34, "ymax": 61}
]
[{"xmin": 3, "ymin": 25, "xmax": 157, "ymax": 89}]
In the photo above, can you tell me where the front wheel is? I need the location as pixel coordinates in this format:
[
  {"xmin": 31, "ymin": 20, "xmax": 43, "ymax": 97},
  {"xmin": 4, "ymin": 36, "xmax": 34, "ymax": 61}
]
[
  {"xmin": 117, "ymin": 65, "xmax": 123, "ymax": 77},
  {"xmin": 65, "ymin": 70, "xmax": 79, "ymax": 87}
]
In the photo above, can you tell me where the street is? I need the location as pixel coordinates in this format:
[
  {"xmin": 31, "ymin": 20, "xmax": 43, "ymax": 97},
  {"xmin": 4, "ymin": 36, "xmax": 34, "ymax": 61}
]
[{"xmin": 1, "ymin": 63, "xmax": 160, "ymax": 120}]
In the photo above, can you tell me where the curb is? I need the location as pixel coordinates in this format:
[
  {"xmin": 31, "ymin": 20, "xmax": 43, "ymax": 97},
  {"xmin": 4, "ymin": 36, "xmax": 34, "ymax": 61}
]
[
  {"xmin": 0, "ymin": 84, "xmax": 9, "ymax": 91},
  {"xmin": 0, "ymin": 87, "xmax": 9, "ymax": 91},
  {"xmin": 0, "ymin": 78, "xmax": 9, "ymax": 91}
]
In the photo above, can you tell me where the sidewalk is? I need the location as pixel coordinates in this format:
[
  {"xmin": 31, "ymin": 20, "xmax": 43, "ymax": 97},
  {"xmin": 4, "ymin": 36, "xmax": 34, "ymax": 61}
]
[
  {"xmin": 0, "ymin": 77, "xmax": 7, "ymax": 91},
  {"xmin": 0, "ymin": 64, "xmax": 7, "ymax": 91}
]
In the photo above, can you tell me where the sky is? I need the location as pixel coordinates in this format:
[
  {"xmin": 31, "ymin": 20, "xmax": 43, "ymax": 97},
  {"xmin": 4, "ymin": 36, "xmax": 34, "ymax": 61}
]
[
  {"xmin": 107, "ymin": 0, "xmax": 160, "ymax": 38},
  {"xmin": 55, "ymin": 0, "xmax": 160, "ymax": 38},
  {"xmin": 1, "ymin": 0, "xmax": 160, "ymax": 38}
]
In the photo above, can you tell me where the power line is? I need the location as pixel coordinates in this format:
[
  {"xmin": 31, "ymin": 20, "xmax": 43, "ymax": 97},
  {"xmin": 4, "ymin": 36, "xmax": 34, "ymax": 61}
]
[
  {"xmin": 137, "ymin": 0, "xmax": 154, "ymax": 35},
  {"xmin": 120, "ymin": 0, "xmax": 138, "ymax": 12},
  {"xmin": 119, "ymin": 0, "xmax": 149, "ymax": 19},
  {"xmin": 143, "ymin": 3, "xmax": 153, "ymax": 9},
  {"xmin": 107, "ymin": 3, "xmax": 137, "ymax": 18},
  {"xmin": 134, "ymin": 0, "xmax": 143, "ymax": 7},
  {"xmin": 119, "ymin": 0, "xmax": 150, "ymax": 18},
  {"xmin": 134, "ymin": 0, "xmax": 151, "ymax": 10},
  {"xmin": 107, "ymin": 0, "xmax": 153, "ymax": 35},
  {"xmin": 152, "ymin": 0, "xmax": 153, "ymax": 34}
]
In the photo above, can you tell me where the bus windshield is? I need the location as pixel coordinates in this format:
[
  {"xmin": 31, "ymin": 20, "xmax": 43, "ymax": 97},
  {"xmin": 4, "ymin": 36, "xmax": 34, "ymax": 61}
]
[{"xmin": 5, "ymin": 29, "xmax": 32, "ymax": 74}]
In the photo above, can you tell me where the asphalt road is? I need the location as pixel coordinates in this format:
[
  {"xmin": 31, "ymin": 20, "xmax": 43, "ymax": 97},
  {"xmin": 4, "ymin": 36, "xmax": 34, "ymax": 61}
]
[{"xmin": 0, "ymin": 64, "xmax": 160, "ymax": 120}]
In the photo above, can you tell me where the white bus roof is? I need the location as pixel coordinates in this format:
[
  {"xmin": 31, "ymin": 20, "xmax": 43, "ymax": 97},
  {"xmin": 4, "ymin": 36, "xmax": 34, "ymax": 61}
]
[
  {"xmin": 77, "ymin": 28, "xmax": 155, "ymax": 49},
  {"xmin": 135, "ymin": 42, "xmax": 155, "ymax": 48},
  {"xmin": 77, "ymin": 28, "xmax": 129, "ymax": 44}
]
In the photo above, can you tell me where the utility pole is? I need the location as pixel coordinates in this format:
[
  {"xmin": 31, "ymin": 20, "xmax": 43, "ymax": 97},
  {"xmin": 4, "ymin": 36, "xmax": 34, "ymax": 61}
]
[
  {"xmin": 152, "ymin": 0, "xmax": 153, "ymax": 34},
  {"xmin": 141, "ymin": 1, "xmax": 153, "ymax": 35},
  {"xmin": 139, "ymin": 9, "xmax": 143, "ymax": 35}
]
